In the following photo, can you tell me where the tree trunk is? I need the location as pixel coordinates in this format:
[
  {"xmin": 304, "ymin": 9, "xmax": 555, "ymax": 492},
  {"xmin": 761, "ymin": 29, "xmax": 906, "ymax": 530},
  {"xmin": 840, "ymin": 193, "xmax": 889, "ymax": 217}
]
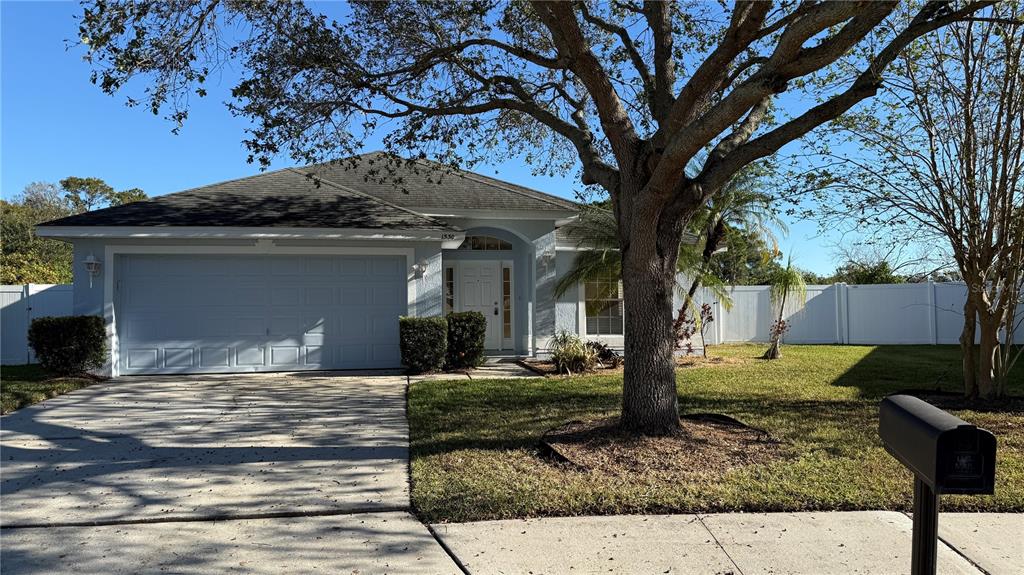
[
  {"xmin": 674, "ymin": 217, "xmax": 726, "ymax": 333},
  {"xmin": 762, "ymin": 290, "xmax": 788, "ymax": 360},
  {"xmin": 960, "ymin": 298, "xmax": 978, "ymax": 398},
  {"xmin": 977, "ymin": 309, "xmax": 1001, "ymax": 400},
  {"xmin": 619, "ymin": 197, "xmax": 684, "ymax": 435}
]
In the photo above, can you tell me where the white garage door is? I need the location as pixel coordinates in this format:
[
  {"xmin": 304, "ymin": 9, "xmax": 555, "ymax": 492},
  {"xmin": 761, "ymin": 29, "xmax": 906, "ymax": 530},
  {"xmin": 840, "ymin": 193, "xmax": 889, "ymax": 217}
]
[{"xmin": 116, "ymin": 254, "xmax": 406, "ymax": 374}]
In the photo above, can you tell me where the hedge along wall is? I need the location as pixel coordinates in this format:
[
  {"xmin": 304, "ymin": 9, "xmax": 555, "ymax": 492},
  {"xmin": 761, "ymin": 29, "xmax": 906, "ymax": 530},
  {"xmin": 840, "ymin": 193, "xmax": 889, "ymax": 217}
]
[{"xmin": 399, "ymin": 316, "xmax": 448, "ymax": 373}]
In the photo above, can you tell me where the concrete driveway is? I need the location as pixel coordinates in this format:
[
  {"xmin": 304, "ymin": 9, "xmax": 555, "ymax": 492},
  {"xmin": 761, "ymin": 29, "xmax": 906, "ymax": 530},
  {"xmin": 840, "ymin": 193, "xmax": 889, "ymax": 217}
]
[{"xmin": 0, "ymin": 372, "xmax": 461, "ymax": 574}]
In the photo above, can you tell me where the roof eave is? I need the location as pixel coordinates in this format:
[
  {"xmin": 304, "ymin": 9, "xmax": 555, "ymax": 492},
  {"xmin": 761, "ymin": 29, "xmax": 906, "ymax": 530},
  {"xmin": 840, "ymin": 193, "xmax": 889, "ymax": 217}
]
[{"xmin": 36, "ymin": 225, "xmax": 465, "ymax": 248}]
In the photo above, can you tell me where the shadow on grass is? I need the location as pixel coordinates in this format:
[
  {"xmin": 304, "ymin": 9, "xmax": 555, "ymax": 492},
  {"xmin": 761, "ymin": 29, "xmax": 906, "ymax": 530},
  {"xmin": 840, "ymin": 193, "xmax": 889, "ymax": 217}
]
[
  {"xmin": 410, "ymin": 387, "xmax": 877, "ymax": 458},
  {"xmin": 827, "ymin": 345, "xmax": 1024, "ymax": 405}
]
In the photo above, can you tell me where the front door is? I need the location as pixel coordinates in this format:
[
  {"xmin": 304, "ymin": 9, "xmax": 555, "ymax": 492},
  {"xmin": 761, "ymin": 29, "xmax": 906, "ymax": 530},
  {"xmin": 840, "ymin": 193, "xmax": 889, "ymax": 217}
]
[{"xmin": 459, "ymin": 261, "xmax": 502, "ymax": 349}]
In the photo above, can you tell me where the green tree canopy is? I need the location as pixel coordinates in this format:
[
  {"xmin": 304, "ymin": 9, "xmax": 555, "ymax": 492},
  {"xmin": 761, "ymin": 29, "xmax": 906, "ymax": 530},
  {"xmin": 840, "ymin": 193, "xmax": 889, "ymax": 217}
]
[{"xmin": 1, "ymin": 178, "xmax": 146, "ymax": 284}]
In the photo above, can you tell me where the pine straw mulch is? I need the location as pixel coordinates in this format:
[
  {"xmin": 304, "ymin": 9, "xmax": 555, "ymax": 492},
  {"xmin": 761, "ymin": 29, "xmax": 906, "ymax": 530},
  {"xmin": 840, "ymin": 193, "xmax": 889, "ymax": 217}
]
[
  {"xmin": 540, "ymin": 414, "xmax": 784, "ymax": 480},
  {"xmin": 519, "ymin": 354, "xmax": 749, "ymax": 377}
]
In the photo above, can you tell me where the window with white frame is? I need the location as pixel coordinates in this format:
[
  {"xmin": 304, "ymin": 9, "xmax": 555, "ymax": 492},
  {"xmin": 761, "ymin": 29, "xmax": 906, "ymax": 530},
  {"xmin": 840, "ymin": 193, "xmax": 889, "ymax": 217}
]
[
  {"xmin": 502, "ymin": 266, "xmax": 512, "ymax": 339},
  {"xmin": 458, "ymin": 235, "xmax": 512, "ymax": 251},
  {"xmin": 444, "ymin": 267, "xmax": 455, "ymax": 314},
  {"xmin": 584, "ymin": 278, "xmax": 623, "ymax": 335}
]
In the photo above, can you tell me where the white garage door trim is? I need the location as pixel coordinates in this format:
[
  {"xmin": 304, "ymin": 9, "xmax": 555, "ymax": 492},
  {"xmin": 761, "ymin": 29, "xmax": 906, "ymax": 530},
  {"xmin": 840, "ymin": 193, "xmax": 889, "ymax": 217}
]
[{"xmin": 104, "ymin": 243, "xmax": 416, "ymax": 377}]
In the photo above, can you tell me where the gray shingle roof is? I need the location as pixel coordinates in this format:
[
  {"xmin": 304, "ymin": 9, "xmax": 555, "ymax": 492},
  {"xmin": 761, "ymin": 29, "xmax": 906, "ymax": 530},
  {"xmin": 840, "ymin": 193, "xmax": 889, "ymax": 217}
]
[
  {"xmin": 300, "ymin": 152, "xmax": 578, "ymax": 213},
  {"xmin": 39, "ymin": 168, "xmax": 455, "ymax": 231},
  {"xmin": 40, "ymin": 153, "xmax": 578, "ymax": 230}
]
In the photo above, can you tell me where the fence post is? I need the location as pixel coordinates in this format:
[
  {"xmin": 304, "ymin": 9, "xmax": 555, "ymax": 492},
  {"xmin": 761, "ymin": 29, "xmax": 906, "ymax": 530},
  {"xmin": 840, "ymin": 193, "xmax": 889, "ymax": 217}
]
[
  {"xmin": 834, "ymin": 283, "xmax": 842, "ymax": 344},
  {"xmin": 926, "ymin": 279, "xmax": 938, "ymax": 345},
  {"xmin": 23, "ymin": 284, "xmax": 31, "ymax": 363},
  {"xmin": 714, "ymin": 295, "xmax": 723, "ymax": 345},
  {"xmin": 835, "ymin": 283, "xmax": 850, "ymax": 344}
]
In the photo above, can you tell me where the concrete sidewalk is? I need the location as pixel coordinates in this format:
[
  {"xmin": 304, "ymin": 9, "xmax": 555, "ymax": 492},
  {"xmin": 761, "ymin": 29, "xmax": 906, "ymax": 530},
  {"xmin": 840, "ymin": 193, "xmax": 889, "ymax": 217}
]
[
  {"xmin": 2, "ymin": 512, "xmax": 461, "ymax": 574},
  {"xmin": 432, "ymin": 511, "xmax": 1023, "ymax": 574}
]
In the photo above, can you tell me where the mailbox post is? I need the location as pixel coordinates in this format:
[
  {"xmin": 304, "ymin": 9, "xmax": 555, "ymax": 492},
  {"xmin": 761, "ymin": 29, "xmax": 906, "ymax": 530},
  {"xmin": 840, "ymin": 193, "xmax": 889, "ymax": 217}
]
[{"xmin": 879, "ymin": 395, "xmax": 996, "ymax": 575}]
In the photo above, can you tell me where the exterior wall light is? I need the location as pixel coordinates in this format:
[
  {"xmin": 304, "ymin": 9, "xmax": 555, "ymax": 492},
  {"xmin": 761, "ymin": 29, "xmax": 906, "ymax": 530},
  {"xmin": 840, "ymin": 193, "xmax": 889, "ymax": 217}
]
[
  {"xmin": 410, "ymin": 259, "xmax": 429, "ymax": 279},
  {"xmin": 83, "ymin": 253, "xmax": 102, "ymax": 288}
]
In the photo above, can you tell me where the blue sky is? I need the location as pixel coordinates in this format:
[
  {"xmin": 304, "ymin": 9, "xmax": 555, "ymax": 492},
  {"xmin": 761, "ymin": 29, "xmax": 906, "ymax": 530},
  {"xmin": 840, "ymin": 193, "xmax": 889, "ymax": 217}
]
[{"xmin": 1, "ymin": 0, "xmax": 837, "ymax": 274}]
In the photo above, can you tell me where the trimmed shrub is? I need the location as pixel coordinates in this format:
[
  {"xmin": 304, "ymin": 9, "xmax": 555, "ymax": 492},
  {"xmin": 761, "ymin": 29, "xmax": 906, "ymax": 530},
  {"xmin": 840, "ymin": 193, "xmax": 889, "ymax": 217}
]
[
  {"xmin": 550, "ymin": 331, "xmax": 597, "ymax": 374},
  {"xmin": 399, "ymin": 316, "xmax": 448, "ymax": 373},
  {"xmin": 446, "ymin": 311, "xmax": 487, "ymax": 369},
  {"xmin": 28, "ymin": 315, "xmax": 106, "ymax": 376}
]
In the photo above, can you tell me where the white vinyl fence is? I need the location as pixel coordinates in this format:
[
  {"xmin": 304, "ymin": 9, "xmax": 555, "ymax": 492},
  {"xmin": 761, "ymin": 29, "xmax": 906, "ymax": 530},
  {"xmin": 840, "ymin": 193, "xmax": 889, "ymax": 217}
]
[
  {"xmin": 1, "ymin": 284, "xmax": 74, "ymax": 365},
  {"xmin": 691, "ymin": 281, "xmax": 1024, "ymax": 346}
]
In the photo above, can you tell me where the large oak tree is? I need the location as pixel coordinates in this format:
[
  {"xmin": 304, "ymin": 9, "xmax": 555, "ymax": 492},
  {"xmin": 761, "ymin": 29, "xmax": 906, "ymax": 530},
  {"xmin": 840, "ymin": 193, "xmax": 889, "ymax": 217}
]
[{"xmin": 79, "ymin": 0, "xmax": 992, "ymax": 433}]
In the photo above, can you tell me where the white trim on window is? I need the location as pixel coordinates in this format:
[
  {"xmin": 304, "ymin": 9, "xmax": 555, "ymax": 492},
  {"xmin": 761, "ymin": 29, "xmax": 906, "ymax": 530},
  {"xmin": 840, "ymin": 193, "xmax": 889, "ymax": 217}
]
[
  {"xmin": 577, "ymin": 280, "xmax": 625, "ymax": 346},
  {"xmin": 103, "ymin": 243, "xmax": 417, "ymax": 377}
]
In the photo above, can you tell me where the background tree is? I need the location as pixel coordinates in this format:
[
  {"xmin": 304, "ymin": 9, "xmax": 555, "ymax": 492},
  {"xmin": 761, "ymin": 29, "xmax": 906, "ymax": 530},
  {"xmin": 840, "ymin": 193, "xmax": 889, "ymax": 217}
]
[
  {"xmin": 762, "ymin": 255, "xmax": 806, "ymax": 360},
  {"xmin": 1, "ymin": 178, "xmax": 146, "ymax": 284},
  {"xmin": 796, "ymin": 2, "xmax": 1023, "ymax": 398},
  {"xmin": 708, "ymin": 228, "xmax": 785, "ymax": 285},
  {"xmin": 829, "ymin": 260, "xmax": 907, "ymax": 285},
  {"xmin": 79, "ymin": 0, "xmax": 992, "ymax": 433},
  {"xmin": 60, "ymin": 176, "xmax": 146, "ymax": 212}
]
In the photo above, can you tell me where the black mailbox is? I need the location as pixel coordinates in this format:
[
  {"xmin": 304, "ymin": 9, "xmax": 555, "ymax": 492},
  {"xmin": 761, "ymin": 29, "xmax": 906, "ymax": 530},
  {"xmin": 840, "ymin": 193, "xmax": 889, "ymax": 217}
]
[
  {"xmin": 880, "ymin": 394, "xmax": 996, "ymax": 494},
  {"xmin": 879, "ymin": 394, "xmax": 997, "ymax": 575}
]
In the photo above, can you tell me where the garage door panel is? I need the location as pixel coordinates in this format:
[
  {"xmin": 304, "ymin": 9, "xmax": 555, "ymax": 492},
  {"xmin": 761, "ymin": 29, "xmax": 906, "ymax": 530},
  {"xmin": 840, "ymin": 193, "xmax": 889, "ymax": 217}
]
[
  {"xmin": 372, "ymin": 343, "xmax": 400, "ymax": 364},
  {"xmin": 305, "ymin": 345, "xmax": 324, "ymax": 365},
  {"xmin": 305, "ymin": 287, "xmax": 334, "ymax": 306},
  {"xmin": 270, "ymin": 346, "xmax": 300, "ymax": 366},
  {"xmin": 372, "ymin": 285, "xmax": 402, "ymax": 306},
  {"xmin": 305, "ymin": 257, "xmax": 335, "ymax": 275},
  {"xmin": 271, "ymin": 258, "xmax": 305, "ymax": 275},
  {"xmin": 340, "ymin": 286, "xmax": 369, "ymax": 305},
  {"xmin": 126, "ymin": 349, "xmax": 159, "ymax": 369},
  {"xmin": 372, "ymin": 258, "xmax": 403, "ymax": 277},
  {"xmin": 340, "ymin": 259, "xmax": 370, "ymax": 276},
  {"xmin": 200, "ymin": 347, "xmax": 231, "ymax": 367},
  {"xmin": 118, "ymin": 254, "xmax": 406, "ymax": 373},
  {"xmin": 164, "ymin": 348, "xmax": 195, "ymax": 368},
  {"xmin": 339, "ymin": 344, "xmax": 368, "ymax": 364},
  {"xmin": 236, "ymin": 346, "xmax": 266, "ymax": 366}
]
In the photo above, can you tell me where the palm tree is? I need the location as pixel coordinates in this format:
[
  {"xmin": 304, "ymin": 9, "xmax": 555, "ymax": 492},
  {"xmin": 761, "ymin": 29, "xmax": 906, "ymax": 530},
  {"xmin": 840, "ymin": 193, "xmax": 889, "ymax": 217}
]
[
  {"xmin": 675, "ymin": 164, "xmax": 787, "ymax": 322},
  {"xmin": 552, "ymin": 205, "xmax": 728, "ymax": 307},
  {"xmin": 762, "ymin": 255, "xmax": 807, "ymax": 360}
]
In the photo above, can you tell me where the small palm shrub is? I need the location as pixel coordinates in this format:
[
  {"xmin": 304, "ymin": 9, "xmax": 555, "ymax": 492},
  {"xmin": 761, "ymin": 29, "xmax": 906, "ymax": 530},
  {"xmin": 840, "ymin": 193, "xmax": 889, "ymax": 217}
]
[
  {"xmin": 399, "ymin": 316, "xmax": 448, "ymax": 373},
  {"xmin": 550, "ymin": 331, "xmax": 598, "ymax": 374},
  {"xmin": 585, "ymin": 340, "xmax": 621, "ymax": 368},
  {"xmin": 28, "ymin": 315, "xmax": 106, "ymax": 376}
]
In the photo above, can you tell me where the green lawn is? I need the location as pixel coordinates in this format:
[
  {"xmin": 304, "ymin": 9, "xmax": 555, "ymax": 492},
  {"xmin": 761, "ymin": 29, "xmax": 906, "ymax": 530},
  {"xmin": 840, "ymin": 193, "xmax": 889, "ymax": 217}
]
[
  {"xmin": 1, "ymin": 364, "xmax": 94, "ymax": 414},
  {"xmin": 409, "ymin": 345, "xmax": 1024, "ymax": 523}
]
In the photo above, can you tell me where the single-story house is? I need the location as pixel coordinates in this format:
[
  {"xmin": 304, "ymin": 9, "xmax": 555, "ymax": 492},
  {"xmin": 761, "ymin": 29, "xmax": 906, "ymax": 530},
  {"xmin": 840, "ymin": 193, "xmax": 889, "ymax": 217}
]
[{"xmin": 37, "ymin": 152, "xmax": 628, "ymax": 376}]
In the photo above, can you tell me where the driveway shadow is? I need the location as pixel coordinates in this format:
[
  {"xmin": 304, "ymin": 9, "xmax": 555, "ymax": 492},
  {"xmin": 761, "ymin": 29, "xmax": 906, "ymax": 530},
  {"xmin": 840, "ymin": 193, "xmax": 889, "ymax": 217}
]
[{"xmin": 0, "ymin": 375, "xmax": 412, "ymax": 526}]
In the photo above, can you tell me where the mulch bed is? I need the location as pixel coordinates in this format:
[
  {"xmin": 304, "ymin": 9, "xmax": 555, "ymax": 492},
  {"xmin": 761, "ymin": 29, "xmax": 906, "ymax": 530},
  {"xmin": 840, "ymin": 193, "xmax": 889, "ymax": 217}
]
[
  {"xmin": 540, "ymin": 415, "xmax": 784, "ymax": 480},
  {"xmin": 519, "ymin": 354, "xmax": 748, "ymax": 377}
]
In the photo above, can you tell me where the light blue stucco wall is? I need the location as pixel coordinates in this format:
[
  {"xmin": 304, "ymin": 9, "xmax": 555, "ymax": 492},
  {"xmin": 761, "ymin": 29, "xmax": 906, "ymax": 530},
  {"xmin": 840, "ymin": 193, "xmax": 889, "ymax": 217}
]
[{"xmin": 554, "ymin": 251, "xmax": 581, "ymax": 335}]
